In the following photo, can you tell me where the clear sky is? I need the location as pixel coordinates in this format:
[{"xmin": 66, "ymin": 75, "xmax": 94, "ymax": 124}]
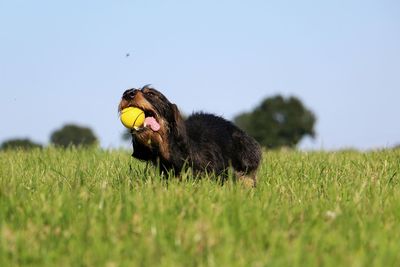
[{"xmin": 1, "ymin": 0, "xmax": 399, "ymax": 150}]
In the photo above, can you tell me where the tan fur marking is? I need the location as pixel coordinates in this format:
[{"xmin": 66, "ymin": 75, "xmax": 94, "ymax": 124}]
[{"xmin": 236, "ymin": 171, "xmax": 257, "ymax": 188}]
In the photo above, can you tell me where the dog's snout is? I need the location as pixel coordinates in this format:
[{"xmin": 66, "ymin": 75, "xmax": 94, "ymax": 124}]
[{"xmin": 123, "ymin": 89, "xmax": 139, "ymax": 100}]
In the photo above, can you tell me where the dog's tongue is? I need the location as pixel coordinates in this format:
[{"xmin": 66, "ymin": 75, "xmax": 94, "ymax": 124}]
[{"xmin": 144, "ymin": 117, "xmax": 160, "ymax": 131}]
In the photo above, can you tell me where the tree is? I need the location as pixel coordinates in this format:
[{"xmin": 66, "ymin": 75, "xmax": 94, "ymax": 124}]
[
  {"xmin": 234, "ymin": 95, "xmax": 316, "ymax": 149},
  {"xmin": 0, "ymin": 138, "xmax": 42, "ymax": 150},
  {"xmin": 50, "ymin": 124, "xmax": 98, "ymax": 148}
]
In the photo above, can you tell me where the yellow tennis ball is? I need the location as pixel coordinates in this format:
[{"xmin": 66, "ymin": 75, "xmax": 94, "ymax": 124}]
[{"xmin": 120, "ymin": 107, "xmax": 145, "ymax": 129}]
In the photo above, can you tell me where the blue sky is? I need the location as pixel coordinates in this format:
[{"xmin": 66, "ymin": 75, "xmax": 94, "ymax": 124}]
[{"xmin": 1, "ymin": 0, "xmax": 399, "ymax": 150}]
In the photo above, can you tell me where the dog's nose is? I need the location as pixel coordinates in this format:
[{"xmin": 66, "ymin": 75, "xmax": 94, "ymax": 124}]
[{"xmin": 123, "ymin": 89, "xmax": 139, "ymax": 100}]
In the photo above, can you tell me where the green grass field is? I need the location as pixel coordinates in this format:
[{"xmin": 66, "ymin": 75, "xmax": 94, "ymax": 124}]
[{"xmin": 1, "ymin": 148, "xmax": 400, "ymax": 266}]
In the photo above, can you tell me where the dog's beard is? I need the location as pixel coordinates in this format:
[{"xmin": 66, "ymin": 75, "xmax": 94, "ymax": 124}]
[{"xmin": 133, "ymin": 118, "xmax": 170, "ymax": 159}]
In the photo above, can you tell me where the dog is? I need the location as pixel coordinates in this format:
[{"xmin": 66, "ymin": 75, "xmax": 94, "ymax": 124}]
[{"xmin": 118, "ymin": 85, "xmax": 262, "ymax": 186}]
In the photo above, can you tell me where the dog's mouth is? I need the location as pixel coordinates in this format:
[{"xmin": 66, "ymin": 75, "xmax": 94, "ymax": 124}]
[
  {"xmin": 142, "ymin": 108, "xmax": 157, "ymax": 120},
  {"xmin": 141, "ymin": 108, "xmax": 161, "ymax": 132},
  {"xmin": 129, "ymin": 104, "xmax": 161, "ymax": 132}
]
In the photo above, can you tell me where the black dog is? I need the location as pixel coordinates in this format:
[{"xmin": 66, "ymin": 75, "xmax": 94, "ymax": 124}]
[{"xmin": 119, "ymin": 85, "xmax": 262, "ymax": 186}]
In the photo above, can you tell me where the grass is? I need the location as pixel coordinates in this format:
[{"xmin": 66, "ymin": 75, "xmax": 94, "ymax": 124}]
[{"xmin": 1, "ymin": 147, "xmax": 400, "ymax": 266}]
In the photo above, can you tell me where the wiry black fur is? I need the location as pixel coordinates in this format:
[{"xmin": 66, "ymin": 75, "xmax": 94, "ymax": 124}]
[
  {"xmin": 184, "ymin": 113, "xmax": 261, "ymax": 175},
  {"xmin": 120, "ymin": 86, "xmax": 262, "ymax": 182}
]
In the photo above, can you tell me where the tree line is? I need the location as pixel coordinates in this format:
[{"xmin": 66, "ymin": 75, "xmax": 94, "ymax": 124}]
[{"xmin": 1, "ymin": 94, "xmax": 318, "ymax": 150}]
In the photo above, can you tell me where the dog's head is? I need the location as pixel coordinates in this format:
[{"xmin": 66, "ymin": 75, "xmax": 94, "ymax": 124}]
[{"xmin": 118, "ymin": 85, "xmax": 185, "ymax": 161}]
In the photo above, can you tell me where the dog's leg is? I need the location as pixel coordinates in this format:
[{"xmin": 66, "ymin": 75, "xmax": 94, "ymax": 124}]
[{"xmin": 235, "ymin": 171, "xmax": 257, "ymax": 188}]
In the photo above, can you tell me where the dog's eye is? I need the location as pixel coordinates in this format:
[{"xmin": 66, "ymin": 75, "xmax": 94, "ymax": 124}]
[{"xmin": 146, "ymin": 91, "xmax": 156, "ymax": 96}]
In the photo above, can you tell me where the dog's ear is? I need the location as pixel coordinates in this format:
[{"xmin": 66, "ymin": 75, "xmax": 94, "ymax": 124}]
[{"xmin": 171, "ymin": 103, "xmax": 186, "ymax": 137}]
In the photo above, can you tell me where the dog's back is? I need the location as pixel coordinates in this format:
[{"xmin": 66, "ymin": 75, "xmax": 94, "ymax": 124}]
[{"xmin": 185, "ymin": 113, "xmax": 261, "ymax": 175}]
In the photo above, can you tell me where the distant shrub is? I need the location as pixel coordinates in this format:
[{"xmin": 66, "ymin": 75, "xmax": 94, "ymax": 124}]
[
  {"xmin": 234, "ymin": 95, "xmax": 316, "ymax": 149},
  {"xmin": 50, "ymin": 124, "xmax": 98, "ymax": 148},
  {"xmin": 0, "ymin": 138, "xmax": 42, "ymax": 150}
]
